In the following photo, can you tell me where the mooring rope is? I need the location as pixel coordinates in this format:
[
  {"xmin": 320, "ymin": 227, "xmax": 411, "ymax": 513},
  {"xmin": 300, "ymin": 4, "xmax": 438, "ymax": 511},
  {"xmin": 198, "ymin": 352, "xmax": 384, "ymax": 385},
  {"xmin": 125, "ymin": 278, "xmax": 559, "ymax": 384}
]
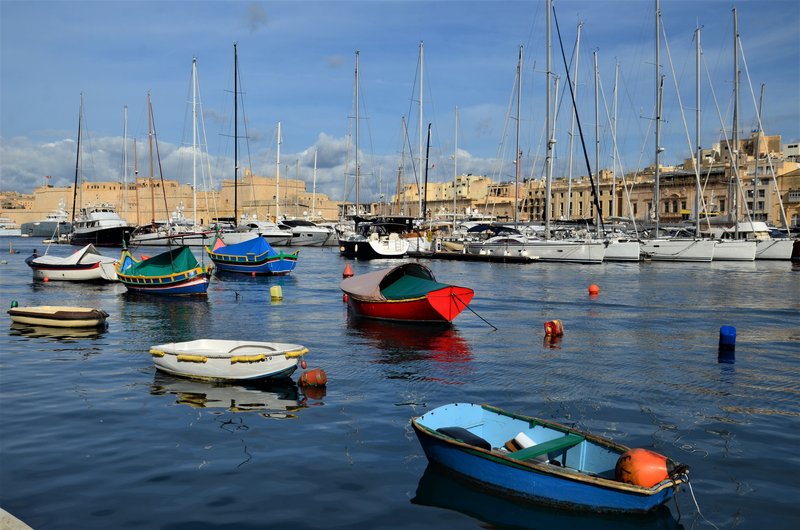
[
  {"xmin": 453, "ymin": 292, "xmax": 497, "ymax": 330},
  {"xmin": 683, "ymin": 475, "xmax": 720, "ymax": 530}
]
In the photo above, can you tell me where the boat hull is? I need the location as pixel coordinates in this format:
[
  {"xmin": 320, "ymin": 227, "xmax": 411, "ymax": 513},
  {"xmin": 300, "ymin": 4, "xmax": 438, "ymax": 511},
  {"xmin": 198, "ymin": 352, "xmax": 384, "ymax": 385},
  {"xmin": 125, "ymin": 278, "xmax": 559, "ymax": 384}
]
[
  {"xmin": 466, "ymin": 240, "xmax": 605, "ymax": 264},
  {"xmin": 118, "ymin": 270, "xmax": 210, "ymax": 295},
  {"xmin": 149, "ymin": 339, "xmax": 307, "ymax": 381},
  {"xmin": 70, "ymin": 226, "xmax": 133, "ymax": 248},
  {"xmin": 412, "ymin": 403, "xmax": 682, "ymax": 514},
  {"xmin": 603, "ymin": 240, "xmax": 641, "ymax": 262},
  {"xmin": 209, "ymin": 252, "xmax": 298, "ymax": 275},
  {"xmin": 339, "ymin": 237, "xmax": 409, "ymax": 260},
  {"xmin": 347, "ymin": 285, "xmax": 474, "ymax": 323},
  {"xmin": 639, "ymin": 238, "xmax": 715, "ymax": 262},
  {"xmin": 712, "ymin": 240, "xmax": 756, "ymax": 261},
  {"xmin": 8, "ymin": 306, "xmax": 108, "ymax": 328},
  {"xmin": 755, "ymin": 239, "xmax": 794, "ymax": 260},
  {"xmin": 21, "ymin": 221, "xmax": 72, "ymax": 238}
]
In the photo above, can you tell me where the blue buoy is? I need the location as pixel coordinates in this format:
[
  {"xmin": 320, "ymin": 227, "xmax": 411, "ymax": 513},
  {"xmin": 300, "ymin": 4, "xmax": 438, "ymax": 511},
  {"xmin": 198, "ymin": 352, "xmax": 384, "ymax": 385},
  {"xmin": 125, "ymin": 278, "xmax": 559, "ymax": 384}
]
[{"xmin": 718, "ymin": 325, "xmax": 736, "ymax": 363}]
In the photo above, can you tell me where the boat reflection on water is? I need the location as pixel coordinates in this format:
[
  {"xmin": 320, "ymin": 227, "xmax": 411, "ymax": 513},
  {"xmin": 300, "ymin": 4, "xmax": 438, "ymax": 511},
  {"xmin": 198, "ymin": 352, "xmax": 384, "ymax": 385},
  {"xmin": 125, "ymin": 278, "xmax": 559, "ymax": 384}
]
[
  {"xmin": 346, "ymin": 315, "xmax": 473, "ymax": 384},
  {"xmin": 412, "ymin": 465, "xmax": 683, "ymax": 530},
  {"xmin": 150, "ymin": 371, "xmax": 309, "ymax": 419},
  {"xmin": 8, "ymin": 322, "xmax": 107, "ymax": 341}
]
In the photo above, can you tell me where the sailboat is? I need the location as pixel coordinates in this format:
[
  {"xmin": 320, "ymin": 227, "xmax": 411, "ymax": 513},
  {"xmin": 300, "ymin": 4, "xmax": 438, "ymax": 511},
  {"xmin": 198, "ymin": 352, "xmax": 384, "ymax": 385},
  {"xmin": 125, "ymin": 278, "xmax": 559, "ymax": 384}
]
[
  {"xmin": 68, "ymin": 95, "xmax": 135, "ymax": 248},
  {"xmin": 205, "ymin": 47, "xmax": 299, "ymax": 275},
  {"xmin": 638, "ymin": 0, "xmax": 716, "ymax": 262},
  {"xmin": 115, "ymin": 93, "xmax": 211, "ymax": 295},
  {"xmin": 338, "ymin": 50, "xmax": 410, "ymax": 260},
  {"xmin": 464, "ymin": 36, "xmax": 605, "ymax": 264}
]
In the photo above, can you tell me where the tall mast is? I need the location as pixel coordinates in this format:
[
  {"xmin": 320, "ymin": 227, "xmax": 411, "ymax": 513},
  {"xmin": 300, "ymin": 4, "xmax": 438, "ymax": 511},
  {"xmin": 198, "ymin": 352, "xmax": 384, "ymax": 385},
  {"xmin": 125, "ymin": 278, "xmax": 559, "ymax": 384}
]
[
  {"xmin": 612, "ymin": 61, "xmax": 619, "ymax": 219},
  {"xmin": 312, "ymin": 149, "xmax": 318, "ymax": 218},
  {"xmin": 355, "ymin": 50, "xmax": 360, "ymax": 215},
  {"xmin": 71, "ymin": 93, "xmax": 83, "ymax": 223},
  {"xmin": 123, "ymin": 104, "xmax": 128, "ymax": 221},
  {"xmin": 515, "ymin": 45, "xmax": 522, "ymax": 226},
  {"xmin": 732, "ymin": 8, "xmax": 739, "ymax": 236},
  {"xmin": 418, "ymin": 41, "xmax": 424, "ymax": 218},
  {"xmin": 276, "ymin": 121, "xmax": 281, "ymax": 220},
  {"xmin": 134, "ymin": 138, "xmax": 139, "ymax": 225},
  {"xmin": 753, "ymin": 84, "xmax": 765, "ymax": 222},
  {"xmin": 396, "ymin": 115, "xmax": 406, "ymax": 215},
  {"xmin": 545, "ymin": 0, "xmax": 553, "ymax": 239},
  {"xmin": 423, "ymin": 122, "xmax": 431, "ymax": 222},
  {"xmin": 192, "ymin": 58, "xmax": 198, "ymax": 227},
  {"xmin": 566, "ymin": 22, "xmax": 582, "ymax": 221},
  {"xmin": 593, "ymin": 49, "xmax": 600, "ymax": 234},
  {"xmin": 654, "ymin": 0, "xmax": 662, "ymax": 235},
  {"xmin": 695, "ymin": 25, "xmax": 701, "ymax": 236},
  {"xmin": 453, "ymin": 106, "xmax": 458, "ymax": 229},
  {"xmin": 148, "ymin": 91, "xmax": 155, "ymax": 225},
  {"xmin": 234, "ymin": 42, "xmax": 239, "ymax": 225}
]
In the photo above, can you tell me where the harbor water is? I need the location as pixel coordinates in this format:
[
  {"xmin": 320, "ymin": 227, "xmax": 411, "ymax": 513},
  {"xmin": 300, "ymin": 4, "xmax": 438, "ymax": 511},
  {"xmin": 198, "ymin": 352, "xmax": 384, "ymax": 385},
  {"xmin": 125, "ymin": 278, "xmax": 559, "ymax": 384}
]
[{"xmin": 1, "ymin": 238, "xmax": 798, "ymax": 529}]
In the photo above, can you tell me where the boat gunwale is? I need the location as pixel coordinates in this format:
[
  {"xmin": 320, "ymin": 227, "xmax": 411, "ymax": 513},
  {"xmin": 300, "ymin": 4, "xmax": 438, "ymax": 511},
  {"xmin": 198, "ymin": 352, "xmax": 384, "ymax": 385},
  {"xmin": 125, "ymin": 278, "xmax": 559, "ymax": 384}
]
[{"xmin": 411, "ymin": 403, "xmax": 685, "ymax": 496}]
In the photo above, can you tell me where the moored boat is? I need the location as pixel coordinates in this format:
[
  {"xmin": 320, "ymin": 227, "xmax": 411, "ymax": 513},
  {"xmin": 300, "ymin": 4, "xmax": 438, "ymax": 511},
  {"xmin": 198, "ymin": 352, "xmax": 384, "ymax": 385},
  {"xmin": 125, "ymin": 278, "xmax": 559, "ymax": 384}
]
[
  {"xmin": 148, "ymin": 339, "xmax": 308, "ymax": 381},
  {"xmin": 116, "ymin": 244, "xmax": 211, "ymax": 295},
  {"xmin": 7, "ymin": 306, "xmax": 109, "ymax": 328},
  {"xmin": 412, "ymin": 403, "xmax": 688, "ymax": 513},
  {"xmin": 206, "ymin": 232, "xmax": 298, "ymax": 275},
  {"xmin": 25, "ymin": 243, "xmax": 118, "ymax": 281},
  {"xmin": 340, "ymin": 262, "xmax": 474, "ymax": 323}
]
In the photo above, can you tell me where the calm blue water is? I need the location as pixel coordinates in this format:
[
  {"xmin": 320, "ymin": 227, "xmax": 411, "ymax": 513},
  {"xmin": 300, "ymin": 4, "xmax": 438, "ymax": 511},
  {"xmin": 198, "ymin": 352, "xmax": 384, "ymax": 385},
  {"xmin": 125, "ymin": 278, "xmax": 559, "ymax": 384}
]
[{"xmin": 1, "ymin": 238, "xmax": 798, "ymax": 529}]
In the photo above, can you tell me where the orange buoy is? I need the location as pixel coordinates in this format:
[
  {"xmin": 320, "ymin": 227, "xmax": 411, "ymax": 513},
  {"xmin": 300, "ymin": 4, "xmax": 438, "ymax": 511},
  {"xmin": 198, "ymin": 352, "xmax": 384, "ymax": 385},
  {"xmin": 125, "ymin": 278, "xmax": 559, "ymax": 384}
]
[
  {"xmin": 588, "ymin": 284, "xmax": 600, "ymax": 295},
  {"xmin": 544, "ymin": 319, "xmax": 564, "ymax": 337},
  {"xmin": 342, "ymin": 293, "xmax": 349, "ymax": 303},
  {"xmin": 302, "ymin": 385, "xmax": 327, "ymax": 400},
  {"xmin": 43, "ymin": 277, "xmax": 50, "ymax": 283},
  {"xmin": 299, "ymin": 368, "xmax": 327, "ymax": 387},
  {"xmin": 343, "ymin": 263, "xmax": 354, "ymax": 278},
  {"xmin": 615, "ymin": 448, "xmax": 680, "ymax": 488}
]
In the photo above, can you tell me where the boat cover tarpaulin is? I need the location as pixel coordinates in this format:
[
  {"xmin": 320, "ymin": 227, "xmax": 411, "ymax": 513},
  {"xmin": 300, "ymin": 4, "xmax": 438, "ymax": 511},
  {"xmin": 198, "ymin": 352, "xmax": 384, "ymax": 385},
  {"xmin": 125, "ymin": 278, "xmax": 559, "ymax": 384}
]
[
  {"xmin": 211, "ymin": 235, "xmax": 278, "ymax": 257},
  {"xmin": 340, "ymin": 263, "xmax": 442, "ymax": 301},
  {"xmin": 31, "ymin": 244, "xmax": 113, "ymax": 266},
  {"xmin": 126, "ymin": 246, "xmax": 200, "ymax": 275}
]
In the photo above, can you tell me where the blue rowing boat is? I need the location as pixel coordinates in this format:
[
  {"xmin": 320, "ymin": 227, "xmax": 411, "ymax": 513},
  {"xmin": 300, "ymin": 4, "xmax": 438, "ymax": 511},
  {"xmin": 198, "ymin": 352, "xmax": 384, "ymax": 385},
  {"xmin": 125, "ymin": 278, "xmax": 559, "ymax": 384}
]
[
  {"xmin": 411, "ymin": 403, "xmax": 688, "ymax": 514},
  {"xmin": 206, "ymin": 233, "xmax": 298, "ymax": 275}
]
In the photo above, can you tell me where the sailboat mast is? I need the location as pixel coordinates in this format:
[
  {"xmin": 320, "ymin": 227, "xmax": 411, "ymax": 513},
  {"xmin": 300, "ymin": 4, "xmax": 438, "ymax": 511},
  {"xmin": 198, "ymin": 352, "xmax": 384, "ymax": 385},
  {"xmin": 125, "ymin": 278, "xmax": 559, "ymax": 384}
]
[
  {"xmin": 612, "ymin": 61, "xmax": 619, "ymax": 219},
  {"xmin": 123, "ymin": 105, "xmax": 128, "ymax": 222},
  {"xmin": 753, "ymin": 83, "xmax": 764, "ymax": 222},
  {"xmin": 515, "ymin": 45, "xmax": 522, "ymax": 227},
  {"xmin": 71, "ymin": 93, "xmax": 83, "ymax": 224},
  {"xmin": 566, "ymin": 22, "xmax": 582, "ymax": 221},
  {"xmin": 695, "ymin": 25, "xmax": 701, "ymax": 236},
  {"xmin": 192, "ymin": 58, "xmax": 198, "ymax": 227},
  {"xmin": 654, "ymin": 0, "xmax": 661, "ymax": 235},
  {"xmin": 397, "ymin": 115, "xmax": 406, "ymax": 215},
  {"xmin": 234, "ymin": 42, "xmax": 239, "ymax": 225},
  {"xmin": 148, "ymin": 91, "xmax": 155, "ymax": 225},
  {"xmin": 355, "ymin": 50, "xmax": 360, "ymax": 215},
  {"xmin": 593, "ymin": 49, "xmax": 600, "ymax": 234},
  {"xmin": 545, "ymin": 0, "xmax": 553, "ymax": 240},
  {"xmin": 732, "ymin": 8, "xmax": 739, "ymax": 237},
  {"xmin": 277, "ymin": 121, "xmax": 282, "ymax": 220},
  {"xmin": 312, "ymin": 149, "xmax": 318, "ymax": 218},
  {"xmin": 418, "ymin": 41, "xmax": 424, "ymax": 219},
  {"xmin": 134, "ymin": 138, "xmax": 140, "ymax": 225},
  {"xmin": 423, "ymin": 123, "xmax": 431, "ymax": 223},
  {"xmin": 453, "ymin": 106, "xmax": 458, "ymax": 229}
]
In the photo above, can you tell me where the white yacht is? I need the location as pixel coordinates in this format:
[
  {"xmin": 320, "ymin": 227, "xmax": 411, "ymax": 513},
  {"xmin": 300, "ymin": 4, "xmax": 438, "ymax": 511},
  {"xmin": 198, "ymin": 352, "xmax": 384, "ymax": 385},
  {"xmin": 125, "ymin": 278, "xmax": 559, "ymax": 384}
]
[{"xmin": 279, "ymin": 219, "xmax": 332, "ymax": 247}]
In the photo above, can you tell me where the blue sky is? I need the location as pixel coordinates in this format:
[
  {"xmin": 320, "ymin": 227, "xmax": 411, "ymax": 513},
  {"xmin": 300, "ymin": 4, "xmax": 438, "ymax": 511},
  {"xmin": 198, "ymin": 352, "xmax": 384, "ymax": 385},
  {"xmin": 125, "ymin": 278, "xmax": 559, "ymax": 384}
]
[{"xmin": 2, "ymin": 0, "xmax": 798, "ymax": 205}]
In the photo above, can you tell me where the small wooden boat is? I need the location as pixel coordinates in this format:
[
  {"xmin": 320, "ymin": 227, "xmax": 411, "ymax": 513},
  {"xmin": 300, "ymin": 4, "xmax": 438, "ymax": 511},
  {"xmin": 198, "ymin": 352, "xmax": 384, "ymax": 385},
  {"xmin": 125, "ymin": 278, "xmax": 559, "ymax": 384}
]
[
  {"xmin": 7, "ymin": 306, "xmax": 109, "ymax": 328},
  {"xmin": 340, "ymin": 262, "xmax": 474, "ymax": 323},
  {"xmin": 116, "ymin": 244, "xmax": 211, "ymax": 295},
  {"xmin": 206, "ymin": 233, "xmax": 298, "ymax": 275},
  {"xmin": 412, "ymin": 403, "xmax": 688, "ymax": 514},
  {"xmin": 149, "ymin": 339, "xmax": 308, "ymax": 381},
  {"xmin": 25, "ymin": 244, "xmax": 118, "ymax": 281}
]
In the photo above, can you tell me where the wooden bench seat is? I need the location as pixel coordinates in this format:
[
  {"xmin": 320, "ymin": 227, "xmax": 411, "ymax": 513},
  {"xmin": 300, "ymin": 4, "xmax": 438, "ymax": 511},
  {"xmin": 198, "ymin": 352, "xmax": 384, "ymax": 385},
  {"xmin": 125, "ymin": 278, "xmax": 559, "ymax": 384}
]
[{"xmin": 507, "ymin": 433, "xmax": 584, "ymax": 461}]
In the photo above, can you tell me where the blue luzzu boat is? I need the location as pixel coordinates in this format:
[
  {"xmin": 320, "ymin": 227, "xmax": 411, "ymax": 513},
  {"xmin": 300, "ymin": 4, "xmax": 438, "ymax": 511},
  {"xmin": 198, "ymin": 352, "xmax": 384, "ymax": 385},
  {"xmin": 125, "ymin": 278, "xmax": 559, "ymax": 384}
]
[
  {"xmin": 206, "ymin": 233, "xmax": 298, "ymax": 275},
  {"xmin": 412, "ymin": 403, "xmax": 688, "ymax": 514}
]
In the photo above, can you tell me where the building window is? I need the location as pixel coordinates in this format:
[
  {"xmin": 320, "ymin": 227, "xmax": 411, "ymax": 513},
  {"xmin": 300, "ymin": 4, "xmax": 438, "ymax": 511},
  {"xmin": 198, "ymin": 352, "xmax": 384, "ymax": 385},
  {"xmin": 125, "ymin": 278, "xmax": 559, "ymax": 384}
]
[
  {"xmin": 672, "ymin": 200, "xmax": 678, "ymax": 213},
  {"xmin": 758, "ymin": 189, "xmax": 765, "ymax": 198},
  {"xmin": 633, "ymin": 203, "xmax": 638, "ymax": 216},
  {"xmin": 681, "ymin": 200, "xmax": 687, "ymax": 210},
  {"xmin": 757, "ymin": 201, "xmax": 764, "ymax": 211},
  {"xmin": 720, "ymin": 199, "xmax": 726, "ymax": 212}
]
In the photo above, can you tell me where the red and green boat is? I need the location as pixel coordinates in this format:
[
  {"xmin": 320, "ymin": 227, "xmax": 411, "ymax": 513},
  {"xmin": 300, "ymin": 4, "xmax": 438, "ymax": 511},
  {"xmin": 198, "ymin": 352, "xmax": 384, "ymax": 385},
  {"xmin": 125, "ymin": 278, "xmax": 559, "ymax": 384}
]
[{"xmin": 339, "ymin": 262, "xmax": 474, "ymax": 323}]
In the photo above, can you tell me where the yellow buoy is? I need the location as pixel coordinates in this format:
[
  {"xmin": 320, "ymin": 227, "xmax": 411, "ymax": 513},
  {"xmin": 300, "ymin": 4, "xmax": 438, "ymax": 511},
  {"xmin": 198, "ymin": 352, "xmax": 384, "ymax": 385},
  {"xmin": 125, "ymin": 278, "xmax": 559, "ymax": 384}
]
[{"xmin": 270, "ymin": 285, "xmax": 283, "ymax": 301}]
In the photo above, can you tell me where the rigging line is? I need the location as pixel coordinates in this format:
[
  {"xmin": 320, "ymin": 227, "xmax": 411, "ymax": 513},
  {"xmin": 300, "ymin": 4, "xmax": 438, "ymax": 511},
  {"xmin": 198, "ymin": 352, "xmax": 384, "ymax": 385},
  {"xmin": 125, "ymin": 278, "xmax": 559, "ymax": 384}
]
[
  {"xmin": 660, "ymin": 18, "xmax": 711, "ymax": 225},
  {"xmin": 684, "ymin": 476, "xmax": 721, "ymax": 530},
  {"xmin": 552, "ymin": 4, "xmax": 604, "ymax": 233},
  {"xmin": 738, "ymin": 35, "xmax": 789, "ymax": 229},
  {"xmin": 453, "ymin": 293, "xmax": 497, "ymax": 330}
]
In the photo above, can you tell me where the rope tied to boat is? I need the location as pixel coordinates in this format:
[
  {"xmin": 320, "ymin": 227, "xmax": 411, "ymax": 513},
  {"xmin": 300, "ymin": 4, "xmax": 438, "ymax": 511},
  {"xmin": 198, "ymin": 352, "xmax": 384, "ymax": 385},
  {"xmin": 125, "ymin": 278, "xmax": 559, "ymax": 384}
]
[
  {"xmin": 677, "ymin": 472, "xmax": 720, "ymax": 530},
  {"xmin": 452, "ymin": 292, "xmax": 497, "ymax": 330}
]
